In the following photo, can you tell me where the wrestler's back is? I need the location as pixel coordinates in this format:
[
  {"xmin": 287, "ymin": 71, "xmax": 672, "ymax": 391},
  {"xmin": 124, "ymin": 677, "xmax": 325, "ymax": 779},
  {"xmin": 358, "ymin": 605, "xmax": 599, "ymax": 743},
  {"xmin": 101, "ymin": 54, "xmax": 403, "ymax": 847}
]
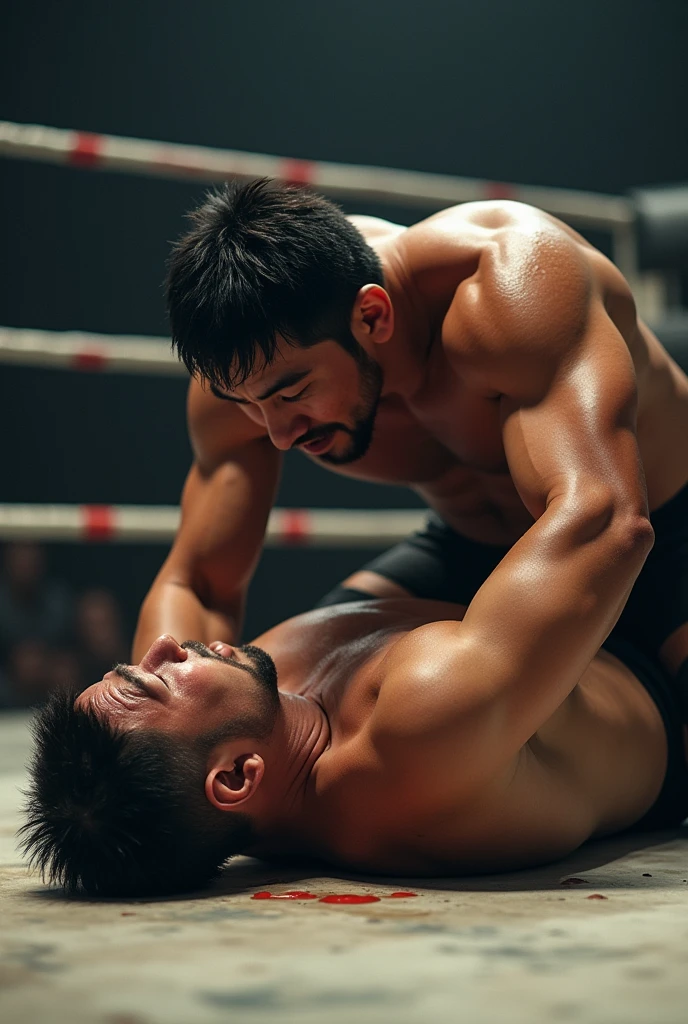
[{"xmin": 252, "ymin": 597, "xmax": 673, "ymax": 874}]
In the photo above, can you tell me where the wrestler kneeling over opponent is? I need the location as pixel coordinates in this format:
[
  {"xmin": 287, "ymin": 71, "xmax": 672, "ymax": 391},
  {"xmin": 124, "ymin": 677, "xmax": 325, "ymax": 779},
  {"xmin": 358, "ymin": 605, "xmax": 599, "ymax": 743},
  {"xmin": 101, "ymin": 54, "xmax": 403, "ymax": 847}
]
[{"xmin": 20, "ymin": 180, "xmax": 688, "ymax": 895}]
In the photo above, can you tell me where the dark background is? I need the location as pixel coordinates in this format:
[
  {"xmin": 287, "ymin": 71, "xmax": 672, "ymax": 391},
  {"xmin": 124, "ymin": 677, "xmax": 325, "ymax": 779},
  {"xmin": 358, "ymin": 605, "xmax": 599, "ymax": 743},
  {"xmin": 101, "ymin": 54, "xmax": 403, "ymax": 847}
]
[{"xmin": 1, "ymin": 0, "xmax": 686, "ymax": 640}]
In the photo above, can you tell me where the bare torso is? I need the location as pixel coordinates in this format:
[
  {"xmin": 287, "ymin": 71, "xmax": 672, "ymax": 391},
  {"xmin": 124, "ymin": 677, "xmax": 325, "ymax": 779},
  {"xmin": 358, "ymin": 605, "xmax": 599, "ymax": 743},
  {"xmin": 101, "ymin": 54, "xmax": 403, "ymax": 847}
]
[
  {"xmin": 301, "ymin": 205, "xmax": 688, "ymax": 544},
  {"xmin": 121, "ymin": 198, "xmax": 688, "ymax": 884},
  {"xmin": 250, "ymin": 597, "xmax": 680, "ymax": 874}
]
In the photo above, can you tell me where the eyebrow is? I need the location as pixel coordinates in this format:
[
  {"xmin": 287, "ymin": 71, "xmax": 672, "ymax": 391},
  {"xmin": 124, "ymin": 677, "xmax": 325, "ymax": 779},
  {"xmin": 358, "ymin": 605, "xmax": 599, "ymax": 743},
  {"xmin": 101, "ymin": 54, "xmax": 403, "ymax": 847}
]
[
  {"xmin": 113, "ymin": 665, "xmax": 148, "ymax": 692},
  {"xmin": 210, "ymin": 370, "xmax": 310, "ymax": 404}
]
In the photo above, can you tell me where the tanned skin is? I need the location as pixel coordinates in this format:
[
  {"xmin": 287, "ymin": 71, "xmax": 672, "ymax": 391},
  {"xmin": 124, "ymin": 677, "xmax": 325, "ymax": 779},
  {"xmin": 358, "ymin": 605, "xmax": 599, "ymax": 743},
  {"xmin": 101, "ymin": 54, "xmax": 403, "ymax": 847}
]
[
  {"xmin": 79, "ymin": 583, "xmax": 683, "ymax": 875},
  {"xmin": 134, "ymin": 201, "xmax": 688, "ymax": 677}
]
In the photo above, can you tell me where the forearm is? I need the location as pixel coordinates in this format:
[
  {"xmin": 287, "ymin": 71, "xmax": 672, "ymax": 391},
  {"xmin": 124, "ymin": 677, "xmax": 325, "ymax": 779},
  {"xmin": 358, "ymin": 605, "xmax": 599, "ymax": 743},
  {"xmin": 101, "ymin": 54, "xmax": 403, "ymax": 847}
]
[
  {"xmin": 446, "ymin": 493, "xmax": 655, "ymax": 764},
  {"xmin": 464, "ymin": 492, "xmax": 654, "ymax": 681},
  {"xmin": 132, "ymin": 578, "xmax": 243, "ymax": 661},
  {"xmin": 130, "ymin": 445, "xmax": 279, "ymax": 661}
]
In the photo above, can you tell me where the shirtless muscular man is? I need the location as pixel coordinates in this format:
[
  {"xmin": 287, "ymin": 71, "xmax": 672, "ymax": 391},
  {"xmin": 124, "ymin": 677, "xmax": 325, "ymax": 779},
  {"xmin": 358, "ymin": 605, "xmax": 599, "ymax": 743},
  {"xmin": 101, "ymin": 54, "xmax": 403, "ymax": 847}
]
[
  {"xmin": 19, "ymin": 179, "xmax": 688, "ymax": 896},
  {"xmin": 136, "ymin": 180, "xmax": 688, "ymax": 689}
]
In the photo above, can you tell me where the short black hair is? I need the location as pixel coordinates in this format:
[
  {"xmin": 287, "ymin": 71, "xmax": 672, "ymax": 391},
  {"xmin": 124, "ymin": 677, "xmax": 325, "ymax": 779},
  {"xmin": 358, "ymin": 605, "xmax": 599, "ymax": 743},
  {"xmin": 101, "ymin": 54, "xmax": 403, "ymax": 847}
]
[
  {"xmin": 167, "ymin": 178, "xmax": 384, "ymax": 389},
  {"xmin": 19, "ymin": 690, "xmax": 253, "ymax": 898}
]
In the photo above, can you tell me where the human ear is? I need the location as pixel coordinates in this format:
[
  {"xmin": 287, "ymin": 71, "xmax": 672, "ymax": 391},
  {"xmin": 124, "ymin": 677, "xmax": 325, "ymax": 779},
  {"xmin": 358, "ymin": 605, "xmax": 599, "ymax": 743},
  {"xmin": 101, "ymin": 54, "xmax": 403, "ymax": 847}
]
[
  {"xmin": 352, "ymin": 285, "xmax": 394, "ymax": 345},
  {"xmin": 205, "ymin": 753, "xmax": 265, "ymax": 811}
]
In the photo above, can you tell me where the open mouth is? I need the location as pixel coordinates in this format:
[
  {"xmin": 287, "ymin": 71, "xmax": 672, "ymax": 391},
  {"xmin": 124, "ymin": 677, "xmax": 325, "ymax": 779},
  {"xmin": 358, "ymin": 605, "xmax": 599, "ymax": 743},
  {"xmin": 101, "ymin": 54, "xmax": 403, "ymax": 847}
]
[{"xmin": 301, "ymin": 431, "xmax": 335, "ymax": 455}]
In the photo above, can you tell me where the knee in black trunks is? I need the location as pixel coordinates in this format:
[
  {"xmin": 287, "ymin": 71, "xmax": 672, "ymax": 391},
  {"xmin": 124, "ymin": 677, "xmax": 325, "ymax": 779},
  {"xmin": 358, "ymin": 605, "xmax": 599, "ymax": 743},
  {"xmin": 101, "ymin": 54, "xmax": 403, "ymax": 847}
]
[{"xmin": 315, "ymin": 515, "xmax": 508, "ymax": 610}]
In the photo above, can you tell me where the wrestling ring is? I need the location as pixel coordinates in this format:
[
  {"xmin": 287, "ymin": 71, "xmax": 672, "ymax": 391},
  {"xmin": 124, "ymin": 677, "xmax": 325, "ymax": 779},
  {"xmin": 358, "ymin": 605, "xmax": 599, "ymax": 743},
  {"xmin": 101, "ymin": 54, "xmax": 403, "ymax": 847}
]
[
  {"xmin": 1, "ymin": 119, "xmax": 687, "ymax": 547},
  {"xmin": 3, "ymin": 120, "xmax": 688, "ymax": 1024}
]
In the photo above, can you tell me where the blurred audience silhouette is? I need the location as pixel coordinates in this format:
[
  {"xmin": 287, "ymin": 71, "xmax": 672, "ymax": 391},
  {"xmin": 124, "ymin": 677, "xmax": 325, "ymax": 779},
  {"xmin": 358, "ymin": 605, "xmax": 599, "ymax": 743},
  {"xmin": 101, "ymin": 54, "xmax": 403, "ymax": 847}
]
[
  {"xmin": 74, "ymin": 588, "xmax": 128, "ymax": 689},
  {"xmin": 0, "ymin": 542, "xmax": 129, "ymax": 708}
]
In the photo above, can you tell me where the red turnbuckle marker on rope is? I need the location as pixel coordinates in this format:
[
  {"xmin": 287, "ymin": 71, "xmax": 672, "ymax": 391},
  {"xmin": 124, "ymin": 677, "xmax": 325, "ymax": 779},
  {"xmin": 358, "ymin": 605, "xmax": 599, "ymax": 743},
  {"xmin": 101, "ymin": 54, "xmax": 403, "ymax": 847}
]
[
  {"xmin": 69, "ymin": 132, "xmax": 104, "ymax": 168},
  {"xmin": 281, "ymin": 159, "xmax": 316, "ymax": 186},
  {"xmin": 280, "ymin": 509, "xmax": 311, "ymax": 544},
  {"xmin": 73, "ymin": 349, "xmax": 108, "ymax": 371},
  {"xmin": 82, "ymin": 506, "xmax": 116, "ymax": 541}
]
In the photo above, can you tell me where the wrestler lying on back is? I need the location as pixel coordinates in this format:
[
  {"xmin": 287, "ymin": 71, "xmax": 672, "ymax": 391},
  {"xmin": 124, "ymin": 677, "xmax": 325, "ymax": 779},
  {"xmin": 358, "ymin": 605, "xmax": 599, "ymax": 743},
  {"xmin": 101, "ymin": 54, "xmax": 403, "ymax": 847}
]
[{"xmin": 20, "ymin": 523, "xmax": 688, "ymax": 897}]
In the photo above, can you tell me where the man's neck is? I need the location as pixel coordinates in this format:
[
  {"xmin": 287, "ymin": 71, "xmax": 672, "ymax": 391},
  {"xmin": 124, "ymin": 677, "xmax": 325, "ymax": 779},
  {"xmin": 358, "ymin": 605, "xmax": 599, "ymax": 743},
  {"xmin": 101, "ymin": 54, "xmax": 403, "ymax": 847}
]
[
  {"xmin": 378, "ymin": 253, "xmax": 434, "ymax": 401},
  {"xmin": 247, "ymin": 692, "xmax": 330, "ymax": 851}
]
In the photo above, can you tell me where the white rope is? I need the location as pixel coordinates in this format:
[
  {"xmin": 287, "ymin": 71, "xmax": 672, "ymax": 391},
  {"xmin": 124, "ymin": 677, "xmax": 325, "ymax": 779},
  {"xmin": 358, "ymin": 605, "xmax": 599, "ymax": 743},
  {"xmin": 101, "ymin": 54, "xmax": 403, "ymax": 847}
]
[
  {"xmin": 0, "ymin": 120, "xmax": 634, "ymax": 233},
  {"xmin": 0, "ymin": 326, "xmax": 183, "ymax": 376},
  {"xmin": 0, "ymin": 505, "xmax": 426, "ymax": 547}
]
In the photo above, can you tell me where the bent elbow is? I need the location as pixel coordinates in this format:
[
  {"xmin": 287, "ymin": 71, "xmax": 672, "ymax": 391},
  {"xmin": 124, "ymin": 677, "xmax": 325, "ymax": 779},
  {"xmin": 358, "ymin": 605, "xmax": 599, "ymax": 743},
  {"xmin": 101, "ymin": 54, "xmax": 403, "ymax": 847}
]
[
  {"xmin": 586, "ymin": 507, "xmax": 655, "ymax": 577},
  {"xmin": 615, "ymin": 511, "xmax": 654, "ymax": 556},
  {"xmin": 563, "ymin": 483, "xmax": 654, "ymax": 556}
]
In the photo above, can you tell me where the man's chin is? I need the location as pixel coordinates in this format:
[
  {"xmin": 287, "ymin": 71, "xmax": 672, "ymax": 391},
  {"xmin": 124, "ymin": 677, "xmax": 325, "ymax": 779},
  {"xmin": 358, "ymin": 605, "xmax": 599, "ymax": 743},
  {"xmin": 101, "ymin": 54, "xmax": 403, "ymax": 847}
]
[{"xmin": 319, "ymin": 428, "xmax": 374, "ymax": 466}]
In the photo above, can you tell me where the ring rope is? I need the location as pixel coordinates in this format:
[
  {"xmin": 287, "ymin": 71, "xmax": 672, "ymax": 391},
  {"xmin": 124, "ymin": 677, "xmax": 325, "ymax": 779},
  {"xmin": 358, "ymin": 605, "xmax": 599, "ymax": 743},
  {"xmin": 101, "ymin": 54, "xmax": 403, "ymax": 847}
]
[
  {"xmin": 0, "ymin": 505, "xmax": 426, "ymax": 546},
  {"xmin": 0, "ymin": 120, "xmax": 634, "ymax": 233},
  {"xmin": 0, "ymin": 326, "xmax": 183, "ymax": 376}
]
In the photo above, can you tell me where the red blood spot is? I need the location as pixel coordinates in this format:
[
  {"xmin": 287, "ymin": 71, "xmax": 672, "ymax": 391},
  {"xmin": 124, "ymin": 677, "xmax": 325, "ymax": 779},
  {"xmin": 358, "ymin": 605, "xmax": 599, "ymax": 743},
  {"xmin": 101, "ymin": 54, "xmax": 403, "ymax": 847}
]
[
  {"xmin": 387, "ymin": 892, "xmax": 418, "ymax": 898},
  {"xmin": 561, "ymin": 877, "xmax": 588, "ymax": 886},
  {"xmin": 319, "ymin": 894, "xmax": 381, "ymax": 905},
  {"xmin": 70, "ymin": 132, "xmax": 103, "ymax": 167},
  {"xmin": 120, "ymin": 912, "xmax": 136, "ymax": 916},
  {"xmin": 280, "ymin": 510, "xmax": 310, "ymax": 544},
  {"xmin": 73, "ymin": 350, "xmax": 107, "ymax": 371},
  {"xmin": 266, "ymin": 891, "xmax": 317, "ymax": 900},
  {"xmin": 586, "ymin": 894, "xmax": 608, "ymax": 900},
  {"xmin": 83, "ymin": 505, "xmax": 115, "ymax": 541},
  {"xmin": 250, "ymin": 890, "xmax": 318, "ymax": 900},
  {"xmin": 281, "ymin": 159, "xmax": 315, "ymax": 185},
  {"xmin": 485, "ymin": 181, "xmax": 516, "ymax": 200}
]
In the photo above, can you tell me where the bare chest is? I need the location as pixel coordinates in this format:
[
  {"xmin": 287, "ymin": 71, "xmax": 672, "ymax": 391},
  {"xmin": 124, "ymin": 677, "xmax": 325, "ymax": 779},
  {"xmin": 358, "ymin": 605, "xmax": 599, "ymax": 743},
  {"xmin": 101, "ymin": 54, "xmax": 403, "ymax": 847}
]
[
  {"xmin": 307, "ymin": 385, "xmax": 532, "ymax": 543},
  {"xmin": 306, "ymin": 650, "xmax": 671, "ymax": 875}
]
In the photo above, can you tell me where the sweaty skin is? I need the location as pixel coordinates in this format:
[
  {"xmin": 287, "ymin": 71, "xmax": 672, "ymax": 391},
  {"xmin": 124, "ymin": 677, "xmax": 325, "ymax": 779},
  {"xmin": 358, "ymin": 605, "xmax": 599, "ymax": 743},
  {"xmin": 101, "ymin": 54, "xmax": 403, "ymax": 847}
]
[
  {"xmin": 80, "ymin": 595, "xmax": 684, "ymax": 876},
  {"xmin": 134, "ymin": 201, "xmax": 688, "ymax": 671}
]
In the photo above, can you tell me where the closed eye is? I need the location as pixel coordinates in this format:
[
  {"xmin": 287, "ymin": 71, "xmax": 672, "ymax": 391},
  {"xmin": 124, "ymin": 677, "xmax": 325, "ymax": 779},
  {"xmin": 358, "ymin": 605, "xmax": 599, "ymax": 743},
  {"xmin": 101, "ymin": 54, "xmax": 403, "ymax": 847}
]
[
  {"xmin": 113, "ymin": 664, "xmax": 153, "ymax": 696},
  {"xmin": 281, "ymin": 385, "xmax": 311, "ymax": 404}
]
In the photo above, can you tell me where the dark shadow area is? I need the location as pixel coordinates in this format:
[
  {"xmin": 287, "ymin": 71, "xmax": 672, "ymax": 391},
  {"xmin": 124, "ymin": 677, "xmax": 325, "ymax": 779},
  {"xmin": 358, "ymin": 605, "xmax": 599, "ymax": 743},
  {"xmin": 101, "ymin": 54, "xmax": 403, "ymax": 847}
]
[
  {"xmin": 22, "ymin": 825, "xmax": 687, "ymax": 905},
  {"xmin": 206, "ymin": 826, "xmax": 688, "ymax": 896}
]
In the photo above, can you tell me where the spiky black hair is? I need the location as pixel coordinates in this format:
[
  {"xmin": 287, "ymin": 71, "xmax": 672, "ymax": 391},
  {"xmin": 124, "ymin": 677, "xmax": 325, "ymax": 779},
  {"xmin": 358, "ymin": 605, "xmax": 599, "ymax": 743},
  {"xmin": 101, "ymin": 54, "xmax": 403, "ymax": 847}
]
[
  {"xmin": 167, "ymin": 178, "xmax": 384, "ymax": 388},
  {"xmin": 18, "ymin": 690, "xmax": 253, "ymax": 898}
]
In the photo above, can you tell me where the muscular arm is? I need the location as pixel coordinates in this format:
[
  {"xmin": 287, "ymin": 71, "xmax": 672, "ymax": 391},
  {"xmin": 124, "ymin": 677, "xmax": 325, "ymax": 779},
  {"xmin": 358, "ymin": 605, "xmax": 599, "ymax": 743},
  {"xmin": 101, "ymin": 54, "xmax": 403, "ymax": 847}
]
[
  {"xmin": 371, "ymin": 226, "xmax": 654, "ymax": 794},
  {"xmin": 456, "ymin": 223, "xmax": 654, "ymax": 648},
  {"xmin": 133, "ymin": 380, "xmax": 280, "ymax": 659}
]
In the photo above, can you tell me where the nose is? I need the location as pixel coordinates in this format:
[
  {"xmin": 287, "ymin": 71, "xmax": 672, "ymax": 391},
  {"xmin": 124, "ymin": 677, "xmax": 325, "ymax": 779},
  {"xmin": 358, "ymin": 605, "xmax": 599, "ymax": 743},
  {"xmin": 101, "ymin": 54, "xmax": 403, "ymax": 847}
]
[
  {"xmin": 140, "ymin": 634, "xmax": 187, "ymax": 672},
  {"xmin": 263, "ymin": 410, "xmax": 310, "ymax": 451}
]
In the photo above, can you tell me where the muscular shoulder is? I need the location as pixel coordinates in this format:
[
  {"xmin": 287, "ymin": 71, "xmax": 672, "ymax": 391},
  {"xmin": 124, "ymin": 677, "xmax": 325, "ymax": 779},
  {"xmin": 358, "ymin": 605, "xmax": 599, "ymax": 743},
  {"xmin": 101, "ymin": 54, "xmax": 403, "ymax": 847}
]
[
  {"xmin": 450, "ymin": 204, "xmax": 592, "ymax": 339},
  {"xmin": 425, "ymin": 203, "xmax": 606, "ymax": 395},
  {"xmin": 319, "ymin": 618, "xmax": 597, "ymax": 872},
  {"xmin": 370, "ymin": 620, "xmax": 495, "ymax": 742},
  {"xmin": 359, "ymin": 619, "xmax": 517, "ymax": 814}
]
